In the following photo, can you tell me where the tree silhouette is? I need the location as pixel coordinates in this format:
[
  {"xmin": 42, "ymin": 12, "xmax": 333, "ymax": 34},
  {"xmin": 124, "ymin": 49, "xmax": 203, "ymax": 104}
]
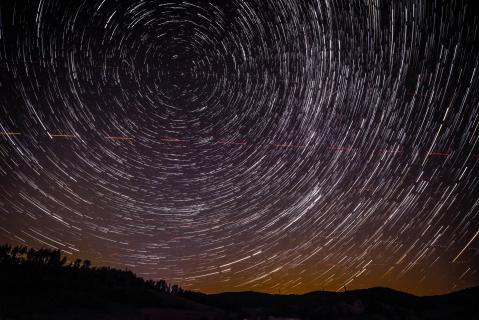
[
  {"xmin": 82, "ymin": 259, "xmax": 91, "ymax": 269},
  {"xmin": 1, "ymin": 243, "xmax": 187, "ymax": 319}
]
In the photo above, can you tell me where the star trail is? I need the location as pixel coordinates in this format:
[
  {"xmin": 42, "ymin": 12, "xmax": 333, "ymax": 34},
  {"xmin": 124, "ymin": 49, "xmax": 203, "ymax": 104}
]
[{"xmin": 1, "ymin": 0, "xmax": 479, "ymax": 295}]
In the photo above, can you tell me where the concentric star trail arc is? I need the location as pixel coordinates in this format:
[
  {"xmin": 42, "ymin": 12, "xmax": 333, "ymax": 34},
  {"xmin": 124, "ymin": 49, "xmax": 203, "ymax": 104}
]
[{"xmin": 1, "ymin": 0, "xmax": 479, "ymax": 295}]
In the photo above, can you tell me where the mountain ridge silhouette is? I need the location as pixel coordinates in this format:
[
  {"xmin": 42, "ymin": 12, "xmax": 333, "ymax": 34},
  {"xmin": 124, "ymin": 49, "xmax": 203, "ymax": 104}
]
[{"xmin": 1, "ymin": 244, "xmax": 477, "ymax": 319}]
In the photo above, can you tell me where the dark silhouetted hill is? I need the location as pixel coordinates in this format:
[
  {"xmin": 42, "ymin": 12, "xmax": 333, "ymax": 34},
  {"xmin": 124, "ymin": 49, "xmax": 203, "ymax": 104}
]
[
  {"xmin": 181, "ymin": 286, "xmax": 479, "ymax": 319},
  {"xmin": 1, "ymin": 243, "xmax": 477, "ymax": 320},
  {"xmin": 0, "ymin": 244, "xmax": 221, "ymax": 319}
]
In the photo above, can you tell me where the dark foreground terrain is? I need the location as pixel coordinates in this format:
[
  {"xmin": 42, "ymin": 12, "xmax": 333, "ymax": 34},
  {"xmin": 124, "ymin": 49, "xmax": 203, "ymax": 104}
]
[{"xmin": 1, "ymin": 244, "xmax": 477, "ymax": 320}]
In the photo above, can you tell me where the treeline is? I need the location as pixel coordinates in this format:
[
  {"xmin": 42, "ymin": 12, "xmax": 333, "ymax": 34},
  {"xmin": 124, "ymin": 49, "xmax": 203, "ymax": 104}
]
[{"xmin": 0, "ymin": 244, "xmax": 186, "ymax": 319}]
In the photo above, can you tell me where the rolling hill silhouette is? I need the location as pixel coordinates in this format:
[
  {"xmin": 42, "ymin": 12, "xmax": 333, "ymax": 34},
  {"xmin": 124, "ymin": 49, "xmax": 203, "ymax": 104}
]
[
  {"xmin": 1, "ymin": 244, "xmax": 477, "ymax": 320},
  {"xmin": 181, "ymin": 287, "xmax": 479, "ymax": 319}
]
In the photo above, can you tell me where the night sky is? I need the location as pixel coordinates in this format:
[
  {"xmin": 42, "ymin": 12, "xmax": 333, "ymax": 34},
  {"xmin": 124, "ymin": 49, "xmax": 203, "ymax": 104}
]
[{"xmin": 1, "ymin": 0, "xmax": 479, "ymax": 296}]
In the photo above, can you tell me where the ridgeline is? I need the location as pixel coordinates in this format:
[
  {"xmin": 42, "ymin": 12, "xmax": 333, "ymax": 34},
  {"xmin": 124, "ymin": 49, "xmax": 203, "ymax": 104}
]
[{"xmin": 1, "ymin": 244, "xmax": 477, "ymax": 320}]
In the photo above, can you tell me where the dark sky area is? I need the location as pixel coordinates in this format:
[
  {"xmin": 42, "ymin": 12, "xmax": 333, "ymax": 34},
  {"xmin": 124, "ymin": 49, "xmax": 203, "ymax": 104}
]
[{"xmin": 1, "ymin": 0, "xmax": 479, "ymax": 295}]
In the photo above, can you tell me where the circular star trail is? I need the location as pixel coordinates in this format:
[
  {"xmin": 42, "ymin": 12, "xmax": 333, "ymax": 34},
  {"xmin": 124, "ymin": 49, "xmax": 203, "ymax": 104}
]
[{"xmin": 1, "ymin": 0, "xmax": 479, "ymax": 295}]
